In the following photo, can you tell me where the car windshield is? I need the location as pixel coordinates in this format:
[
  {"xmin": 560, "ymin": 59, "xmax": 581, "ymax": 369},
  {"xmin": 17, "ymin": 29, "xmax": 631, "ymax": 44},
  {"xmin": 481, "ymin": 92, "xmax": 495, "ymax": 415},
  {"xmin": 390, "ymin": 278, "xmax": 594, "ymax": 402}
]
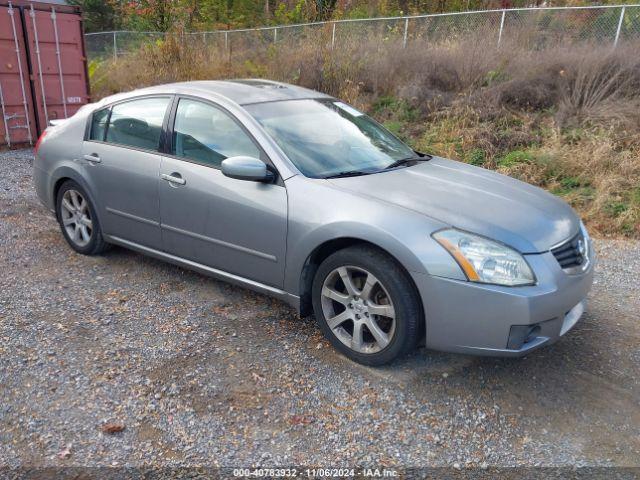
[{"xmin": 244, "ymin": 99, "xmax": 416, "ymax": 178}]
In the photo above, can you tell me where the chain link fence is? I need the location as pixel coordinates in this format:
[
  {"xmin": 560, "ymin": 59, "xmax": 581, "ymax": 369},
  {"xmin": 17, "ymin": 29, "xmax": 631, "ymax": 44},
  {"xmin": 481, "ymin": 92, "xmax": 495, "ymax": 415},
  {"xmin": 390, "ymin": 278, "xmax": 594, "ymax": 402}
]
[{"xmin": 85, "ymin": 4, "xmax": 640, "ymax": 61}]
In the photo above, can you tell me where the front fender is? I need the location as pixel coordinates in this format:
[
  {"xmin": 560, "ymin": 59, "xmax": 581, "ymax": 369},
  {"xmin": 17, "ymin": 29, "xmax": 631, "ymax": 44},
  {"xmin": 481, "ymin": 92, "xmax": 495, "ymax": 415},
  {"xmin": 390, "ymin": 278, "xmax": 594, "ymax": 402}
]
[
  {"xmin": 282, "ymin": 176, "xmax": 466, "ymax": 295},
  {"xmin": 284, "ymin": 222, "xmax": 424, "ymax": 293}
]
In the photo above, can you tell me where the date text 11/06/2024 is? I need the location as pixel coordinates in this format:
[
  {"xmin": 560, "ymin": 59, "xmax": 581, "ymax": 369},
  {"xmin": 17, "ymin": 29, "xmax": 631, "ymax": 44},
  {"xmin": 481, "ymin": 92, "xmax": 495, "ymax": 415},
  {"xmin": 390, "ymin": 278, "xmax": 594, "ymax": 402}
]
[{"xmin": 232, "ymin": 468, "xmax": 399, "ymax": 477}]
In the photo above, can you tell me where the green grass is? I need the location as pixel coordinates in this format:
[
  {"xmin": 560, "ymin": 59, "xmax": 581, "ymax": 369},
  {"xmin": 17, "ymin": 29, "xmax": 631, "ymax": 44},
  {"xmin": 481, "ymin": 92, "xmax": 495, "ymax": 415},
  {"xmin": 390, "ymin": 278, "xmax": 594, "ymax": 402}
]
[
  {"xmin": 383, "ymin": 120, "xmax": 403, "ymax": 136},
  {"xmin": 497, "ymin": 150, "xmax": 535, "ymax": 168},
  {"xmin": 466, "ymin": 148, "xmax": 487, "ymax": 166},
  {"xmin": 552, "ymin": 176, "xmax": 593, "ymax": 196},
  {"xmin": 372, "ymin": 95, "xmax": 419, "ymax": 123},
  {"xmin": 605, "ymin": 201, "xmax": 629, "ymax": 218}
]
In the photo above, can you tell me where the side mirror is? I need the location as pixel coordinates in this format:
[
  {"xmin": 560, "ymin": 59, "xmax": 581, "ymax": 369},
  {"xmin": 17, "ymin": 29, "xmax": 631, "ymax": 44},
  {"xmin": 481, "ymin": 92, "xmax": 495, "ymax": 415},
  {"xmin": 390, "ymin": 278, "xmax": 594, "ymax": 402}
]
[{"xmin": 221, "ymin": 156, "xmax": 274, "ymax": 183}]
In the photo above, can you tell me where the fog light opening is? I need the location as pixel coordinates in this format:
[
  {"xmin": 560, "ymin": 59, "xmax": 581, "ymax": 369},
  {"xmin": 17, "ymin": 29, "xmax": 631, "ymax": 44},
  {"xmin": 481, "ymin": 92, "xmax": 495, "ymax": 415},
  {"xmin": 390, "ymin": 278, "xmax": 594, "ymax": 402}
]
[
  {"xmin": 507, "ymin": 323, "xmax": 543, "ymax": 351},
  {"xmin": 524, "ymin": 325, "xmax": 541, "ymax": 344}
]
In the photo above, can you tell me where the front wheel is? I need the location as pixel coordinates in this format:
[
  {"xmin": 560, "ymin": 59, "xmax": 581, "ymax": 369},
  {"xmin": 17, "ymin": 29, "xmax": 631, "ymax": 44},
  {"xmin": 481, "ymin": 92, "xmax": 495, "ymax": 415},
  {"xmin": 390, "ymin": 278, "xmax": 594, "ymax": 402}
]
[{"xmin": 311, "ymin": 246, "xmax": 422, "ymax": 366}]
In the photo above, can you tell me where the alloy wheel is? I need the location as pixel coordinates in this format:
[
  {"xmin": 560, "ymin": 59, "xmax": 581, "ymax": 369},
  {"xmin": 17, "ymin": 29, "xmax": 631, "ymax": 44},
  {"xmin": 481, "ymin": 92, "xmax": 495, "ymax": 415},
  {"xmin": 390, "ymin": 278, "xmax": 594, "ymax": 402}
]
[
  {"xmin": 60, "ymin": 189, "xmax": 93, "ymax": 247},
  {"xmin": 320, "ymin": 266, "xmax": 396, "ymax": 354}
]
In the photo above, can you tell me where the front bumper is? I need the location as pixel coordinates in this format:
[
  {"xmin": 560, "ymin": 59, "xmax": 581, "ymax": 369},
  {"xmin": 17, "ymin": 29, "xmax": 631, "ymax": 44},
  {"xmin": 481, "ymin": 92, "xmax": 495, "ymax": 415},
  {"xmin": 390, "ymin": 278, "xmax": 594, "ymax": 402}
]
[{"xmin": 411, "ymin": 248, "xmax": 595, "ymax": 357}]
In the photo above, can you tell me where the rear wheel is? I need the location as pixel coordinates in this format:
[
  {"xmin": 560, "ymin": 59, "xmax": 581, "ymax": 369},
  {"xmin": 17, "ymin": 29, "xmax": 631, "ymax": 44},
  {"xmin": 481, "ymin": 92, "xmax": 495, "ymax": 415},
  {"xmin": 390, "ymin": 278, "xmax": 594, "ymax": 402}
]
[
  {"xmin": 56, "ymin": 180, "xmax": 109, "ymax": 255},
  {"xmin": 312, "ymin": 246, "xmax": 422, "ymax": 366}
]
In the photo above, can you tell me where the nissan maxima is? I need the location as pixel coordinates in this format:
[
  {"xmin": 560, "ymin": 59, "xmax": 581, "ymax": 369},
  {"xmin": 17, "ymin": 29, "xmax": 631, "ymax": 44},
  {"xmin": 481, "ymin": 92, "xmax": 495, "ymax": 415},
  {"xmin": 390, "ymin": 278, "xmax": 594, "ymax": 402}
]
[{"xmin": 33, "ymin": 80, "xmax": 594, "ymax": 365}]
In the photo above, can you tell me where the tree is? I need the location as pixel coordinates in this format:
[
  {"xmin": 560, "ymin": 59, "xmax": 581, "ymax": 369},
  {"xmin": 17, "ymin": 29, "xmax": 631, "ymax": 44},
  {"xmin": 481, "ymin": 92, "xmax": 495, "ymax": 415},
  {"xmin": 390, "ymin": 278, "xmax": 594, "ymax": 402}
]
[
  {"xmin": 76, "ymin": 0, "xmax": 633, "ymax": 32},
  {"xmin": 67, "ymin": 0, "xmax": 119, "ymax": 32},
  {"xmin": 316, "ymin": 0, "xmax": 337, "ymax": 20},
  {"xmin": 116, "ymin": 0, "xmax": 181, "ymax": 31}
]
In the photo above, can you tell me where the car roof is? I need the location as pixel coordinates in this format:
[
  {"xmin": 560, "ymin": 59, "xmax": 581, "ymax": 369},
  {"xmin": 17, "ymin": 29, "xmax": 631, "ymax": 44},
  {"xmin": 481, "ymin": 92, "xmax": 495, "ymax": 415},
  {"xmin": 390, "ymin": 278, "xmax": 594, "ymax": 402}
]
[{"xmin": 104, "ymin": 79, "xmax": 333, "ymax": 107}]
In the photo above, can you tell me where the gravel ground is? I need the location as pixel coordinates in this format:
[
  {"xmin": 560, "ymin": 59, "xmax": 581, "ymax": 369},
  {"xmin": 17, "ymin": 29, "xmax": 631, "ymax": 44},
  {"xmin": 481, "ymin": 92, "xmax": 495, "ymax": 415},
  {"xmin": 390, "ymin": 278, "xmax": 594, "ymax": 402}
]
[{"xmin": 1, "ymin": 149, "xmax": 639, "ymax": 469}]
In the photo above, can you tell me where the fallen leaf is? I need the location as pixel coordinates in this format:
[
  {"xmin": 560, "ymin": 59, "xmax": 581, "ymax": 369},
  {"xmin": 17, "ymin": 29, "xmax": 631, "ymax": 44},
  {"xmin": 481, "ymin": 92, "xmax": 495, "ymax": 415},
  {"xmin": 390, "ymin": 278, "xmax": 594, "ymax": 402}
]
[
  {"xmin": 101, "ymin": 422, "xmax": 126, "ymax": 434},
  {"xmin": 57, "ymin": 443, "xmax": 72, "ymax": 459},
  {"xmin": 289, "ymin": 415, "xmax": 313, "ymax": 425}
]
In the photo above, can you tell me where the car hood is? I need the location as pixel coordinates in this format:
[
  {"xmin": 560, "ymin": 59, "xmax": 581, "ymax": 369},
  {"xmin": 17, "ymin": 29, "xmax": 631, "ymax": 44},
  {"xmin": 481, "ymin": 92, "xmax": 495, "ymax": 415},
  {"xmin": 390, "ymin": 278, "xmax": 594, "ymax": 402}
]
[{"xmin": 327, "ymin": 157, "xmax": 579, "ymax": 253}]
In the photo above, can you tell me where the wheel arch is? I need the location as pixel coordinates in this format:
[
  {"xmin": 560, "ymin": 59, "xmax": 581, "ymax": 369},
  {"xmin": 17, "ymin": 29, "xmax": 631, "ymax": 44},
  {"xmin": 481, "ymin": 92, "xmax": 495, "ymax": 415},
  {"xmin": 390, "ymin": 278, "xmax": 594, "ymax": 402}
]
[
  {"xmin": 52, "ymin": 177, "xmax": 70, "ymax": 217},
  {"xmin": 50, "ymin": 166, "xmax": 100, "ymax": 223},
  {"xmin": 297, "ymin": 236, "xmax": 424, "ymax": 321}
]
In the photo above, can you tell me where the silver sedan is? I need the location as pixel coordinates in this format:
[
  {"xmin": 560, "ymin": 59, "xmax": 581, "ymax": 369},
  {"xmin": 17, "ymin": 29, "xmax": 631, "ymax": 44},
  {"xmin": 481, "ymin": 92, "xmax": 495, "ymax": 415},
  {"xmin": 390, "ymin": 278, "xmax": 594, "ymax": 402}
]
[{"xmin": 33, "ymin": 80, "xmax": 594, "ymax": 365}]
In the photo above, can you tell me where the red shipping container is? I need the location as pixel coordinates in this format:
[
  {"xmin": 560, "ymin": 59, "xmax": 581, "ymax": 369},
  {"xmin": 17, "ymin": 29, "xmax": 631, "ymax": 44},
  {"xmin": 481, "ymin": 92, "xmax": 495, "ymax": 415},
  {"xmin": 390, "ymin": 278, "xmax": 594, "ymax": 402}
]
[{"xmin": 0, "ymin": 0, "xmax": 89, "ymax": 147}]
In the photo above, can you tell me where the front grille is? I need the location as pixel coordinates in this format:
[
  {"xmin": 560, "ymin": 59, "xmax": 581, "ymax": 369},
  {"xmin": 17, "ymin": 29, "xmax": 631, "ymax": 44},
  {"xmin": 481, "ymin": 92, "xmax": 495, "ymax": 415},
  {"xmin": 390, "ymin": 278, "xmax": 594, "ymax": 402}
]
[{"xmin": 551, "ymin": 231, "xmax": 587, "ymax": 270}]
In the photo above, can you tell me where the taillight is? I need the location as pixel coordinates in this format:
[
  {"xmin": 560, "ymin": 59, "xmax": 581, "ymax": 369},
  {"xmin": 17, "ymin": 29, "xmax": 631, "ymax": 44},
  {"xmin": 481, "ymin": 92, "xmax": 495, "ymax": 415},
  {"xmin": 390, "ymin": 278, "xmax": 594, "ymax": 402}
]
[{"xmin": 34, "ymin": 130, "xmax": 47, "ymax": 155}]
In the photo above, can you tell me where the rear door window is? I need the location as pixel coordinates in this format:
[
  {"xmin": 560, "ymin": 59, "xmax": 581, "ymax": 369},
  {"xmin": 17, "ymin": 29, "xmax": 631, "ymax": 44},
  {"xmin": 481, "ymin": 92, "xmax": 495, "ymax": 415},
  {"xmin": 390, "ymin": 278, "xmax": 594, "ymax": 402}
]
[
  {"xmin": 89, "ymin": 107, "xmax": 110, "ymax": 141},
  {"xmin": 105, "ymin": 97, "xmax": 171, "ymax": 151}
]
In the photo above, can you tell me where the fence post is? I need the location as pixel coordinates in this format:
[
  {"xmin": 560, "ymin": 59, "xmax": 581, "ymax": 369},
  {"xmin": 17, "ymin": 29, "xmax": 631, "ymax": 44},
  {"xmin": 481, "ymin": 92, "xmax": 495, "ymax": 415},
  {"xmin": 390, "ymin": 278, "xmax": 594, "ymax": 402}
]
[
  {"xmin": 497, "ymin": 9, "xmax": 506, "ymax": 46},
  {"xmin": 274, "ymin": 27, "xmax": 278, "ymax": 44},
  {"xmin": 331, "ymin": 22, "xmax": 336, "ymax": 50},
  {"xmin": 614, "ymin": 6, "xmax": 626, "ymax": 48},
  {"xmin": 403, "ymin": 17, "xmax": 409, "ymax": 48},
  {"xmin": 224, "ymin": 30, "xmax": 229, "ymax": 59},
  {"xmin": 113, "ymin": 31, "xmax": 117, "ymax": 61}
]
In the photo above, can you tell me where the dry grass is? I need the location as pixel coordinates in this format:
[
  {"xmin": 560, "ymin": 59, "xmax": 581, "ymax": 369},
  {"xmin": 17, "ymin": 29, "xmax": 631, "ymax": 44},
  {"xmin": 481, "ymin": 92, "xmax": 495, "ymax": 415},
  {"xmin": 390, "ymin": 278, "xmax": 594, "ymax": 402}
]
[{"xmin": 90, "ymin": 35, "xmax": 640, "ymax": 237}]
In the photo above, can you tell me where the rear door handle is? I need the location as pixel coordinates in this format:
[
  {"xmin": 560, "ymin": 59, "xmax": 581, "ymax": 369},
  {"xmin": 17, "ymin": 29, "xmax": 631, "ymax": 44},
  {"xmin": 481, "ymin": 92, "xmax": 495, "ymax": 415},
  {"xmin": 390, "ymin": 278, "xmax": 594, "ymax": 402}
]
[
  {"xmin": 161, "ymin": 173, "xmax": 186, "ymax": 185},
  {"xmin": 83, "ymin": 154, "xmax": 101, "ymax": 163}
]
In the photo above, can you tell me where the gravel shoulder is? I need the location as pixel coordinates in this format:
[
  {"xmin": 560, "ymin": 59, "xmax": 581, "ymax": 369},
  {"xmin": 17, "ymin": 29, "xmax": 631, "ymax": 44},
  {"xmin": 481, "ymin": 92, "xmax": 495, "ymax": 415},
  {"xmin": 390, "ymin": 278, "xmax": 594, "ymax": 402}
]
[{"xmin": 1, "ymin": 149, "xmax": 639, "ymax": 468}]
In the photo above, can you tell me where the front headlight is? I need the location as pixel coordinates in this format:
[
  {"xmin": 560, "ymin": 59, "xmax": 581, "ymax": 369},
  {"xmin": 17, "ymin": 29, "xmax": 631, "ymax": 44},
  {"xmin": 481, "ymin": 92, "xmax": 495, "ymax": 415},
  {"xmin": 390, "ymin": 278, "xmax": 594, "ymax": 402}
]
[{"xmin": 433, "ymin": 229, "xmax": 535, "ymax": 286}]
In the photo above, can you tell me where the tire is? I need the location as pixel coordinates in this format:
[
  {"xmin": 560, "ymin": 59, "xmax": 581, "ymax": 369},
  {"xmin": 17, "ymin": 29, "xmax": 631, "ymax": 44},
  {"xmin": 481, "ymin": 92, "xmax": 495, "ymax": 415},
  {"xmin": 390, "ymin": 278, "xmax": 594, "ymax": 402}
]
[
  {"xmin": 55, "ymin": 180, "xmax": 110, "ymax": 255},
  {"xmin": 311, "ymin": 245, "xmax": 422, "ymax": 366}
]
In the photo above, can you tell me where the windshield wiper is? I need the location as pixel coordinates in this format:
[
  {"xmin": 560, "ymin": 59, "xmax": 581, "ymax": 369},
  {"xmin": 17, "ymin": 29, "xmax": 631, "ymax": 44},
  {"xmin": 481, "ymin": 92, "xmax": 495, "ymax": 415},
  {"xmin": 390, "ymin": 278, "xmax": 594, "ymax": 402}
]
[
  {"xmin": 324, "ymin": 170, "xmax": 374, "ymax": 179},
  {"xmin": 384, "ymin": 154, "xmax": 431, "ymax": 170},
  {"xmin": 324, "ymin": 152, "xmax": 432, "ymax": 178}
]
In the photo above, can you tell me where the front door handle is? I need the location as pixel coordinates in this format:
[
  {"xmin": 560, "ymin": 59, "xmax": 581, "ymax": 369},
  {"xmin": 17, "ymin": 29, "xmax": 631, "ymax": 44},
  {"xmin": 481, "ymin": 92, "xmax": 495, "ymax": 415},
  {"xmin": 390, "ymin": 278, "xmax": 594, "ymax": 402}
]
[
  {"xmin": 161, "ymin": 173, "xmax": 186, "ymax": 185},
  {"xmin": 83, "ymin": 154, "xmax": 101, "ymax": 163}
]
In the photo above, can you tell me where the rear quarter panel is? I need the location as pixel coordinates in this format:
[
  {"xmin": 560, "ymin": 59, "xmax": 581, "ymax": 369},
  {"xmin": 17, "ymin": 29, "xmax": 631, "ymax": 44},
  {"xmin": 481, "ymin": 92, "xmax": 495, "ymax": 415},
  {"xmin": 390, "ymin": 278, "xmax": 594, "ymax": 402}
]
[{"xmin": 34, "ymin": 105, "xmax": 93, "ymax": 211}]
